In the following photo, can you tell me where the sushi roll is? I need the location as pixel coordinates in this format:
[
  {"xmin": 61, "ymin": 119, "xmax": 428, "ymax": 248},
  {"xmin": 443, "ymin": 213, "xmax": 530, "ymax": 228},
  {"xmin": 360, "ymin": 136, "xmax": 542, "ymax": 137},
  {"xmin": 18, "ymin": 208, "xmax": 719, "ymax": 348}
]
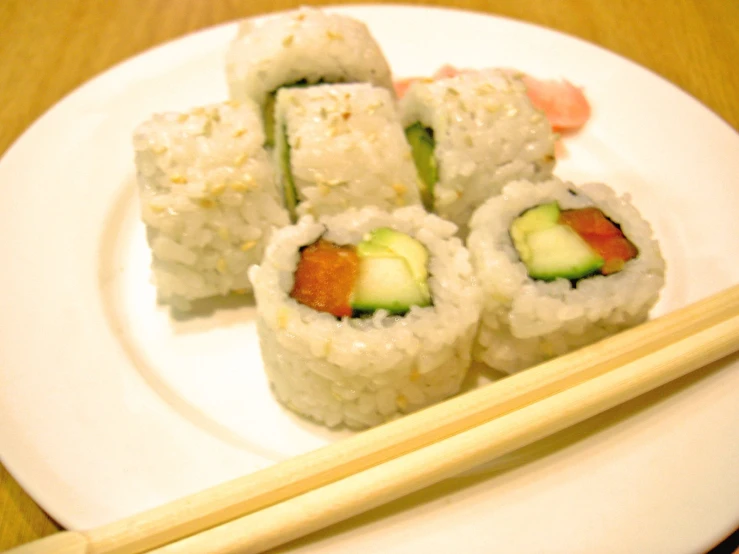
[
  {"xmin": 467, "ymin": 178, "xmax": 666, "ymax": 373},
  {"xmin": 226, "ymin": 7, "xmax": 395, "ymax": 144},
  {"xmin": 274, "ymin": 83, "xmax": 422, "ymax": 221},
  {"xmin": 400, "ymin": 69, "xmax": 556, "ymax": 236},
  {"xmin": 134, "ymin": 101, "xmax": 290, "ymax": 310},
  {"xmin": 249, "ymin": 205, "xmax": 482, "ymax": 429}
]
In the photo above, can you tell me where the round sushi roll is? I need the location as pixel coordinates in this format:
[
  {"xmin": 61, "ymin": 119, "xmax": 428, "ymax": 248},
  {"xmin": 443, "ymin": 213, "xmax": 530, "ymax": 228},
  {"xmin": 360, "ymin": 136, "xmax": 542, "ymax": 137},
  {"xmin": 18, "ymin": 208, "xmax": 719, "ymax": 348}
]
[
  {"xmin": 274, "ymin": 83, "xmax": 422, "ymax": 221},
  {"xmin": 134, "ymin": 100, "xmax": 290, "ymax": 310},
  {"xmin": 249, "ymin": 205, "xmax": 482, "ymax": 429},
  {"xmin": 400, "ymin": 69, "xmax": 556, "ymax": 237},
  {"xmin": 467, "ymin": 178, "xmax": 666, "ymax": 373},
  {"xmin": 226, "ymin": 7, "xmax": 395, "ymax": 144}
]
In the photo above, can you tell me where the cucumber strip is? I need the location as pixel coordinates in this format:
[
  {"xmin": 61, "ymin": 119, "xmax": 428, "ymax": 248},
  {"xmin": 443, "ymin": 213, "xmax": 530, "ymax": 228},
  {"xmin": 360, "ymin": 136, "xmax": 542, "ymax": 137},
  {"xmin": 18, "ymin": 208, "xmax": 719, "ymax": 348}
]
[
  {"xmin": 277, "ymin": 123, "xmax": 298, "ymax": 222},
  {"xmin": 263, "ymin": 93, "xmax": 277, "ymax": 147},
  {"xmin": 405, "ymin": 123, "xmax": 437, "ymax": 211}
]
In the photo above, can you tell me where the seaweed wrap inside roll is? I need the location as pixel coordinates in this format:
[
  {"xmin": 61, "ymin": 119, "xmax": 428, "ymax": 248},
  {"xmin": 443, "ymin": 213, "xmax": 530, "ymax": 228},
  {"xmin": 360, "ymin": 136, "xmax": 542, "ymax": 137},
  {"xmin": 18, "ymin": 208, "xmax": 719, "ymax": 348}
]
[
  {"xmin": 226, "ymin": 7, "xmax": 395, "ymax": 144},
  {"xmin": 248, "ymin": 206, "xmax": 483, "ymax": 429},
  {"xmin": 400, "ymin": 69, "xmax": 556, "ymax": 237},
  {"xmin": 134, "ymin": 100, "xmax": 290, "ymax": 310},
  {"xmin": 274, "ymin": 83, "xmax": 422, "ymax": 221},
  {"xmin": 467, "ymin": 178, "xmax": 666, "ymax": 374}
]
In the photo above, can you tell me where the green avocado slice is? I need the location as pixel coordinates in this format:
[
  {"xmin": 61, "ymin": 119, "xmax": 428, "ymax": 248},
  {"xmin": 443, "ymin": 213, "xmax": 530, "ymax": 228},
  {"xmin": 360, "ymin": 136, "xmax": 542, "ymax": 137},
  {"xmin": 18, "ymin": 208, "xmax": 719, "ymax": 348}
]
[
  {"xmin": 351, "ymin": 228, "xmax": 432, "ymax": 314},
  {"xmin": 362, "ymin": 227, "xmax": 429, "ymax": 283}
]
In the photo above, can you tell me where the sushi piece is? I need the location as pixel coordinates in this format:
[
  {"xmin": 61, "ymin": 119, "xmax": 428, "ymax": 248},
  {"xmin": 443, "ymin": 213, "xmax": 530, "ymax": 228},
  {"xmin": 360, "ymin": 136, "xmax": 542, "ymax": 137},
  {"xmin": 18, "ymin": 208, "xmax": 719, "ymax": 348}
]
[
  {"xmin": 399, "ymin": 69, "xmax": 557, "ymax": 236},
  {"xmin": 249, "ymin": 205, "xmax": 482, "ymax": 429},
  {"xmin": 133, "ymin": 100, "xmax": 290, "ymax": 310},
  {"xmin": 467, "ymin": 178, "xmax": 665, "ymax": 374},
  {"xmin": 274, "ymin": 83, "xmax": 422, "ymax": 221},
  {"xmin": 226, "ymin": 7, "xmax": 395, "ymax": 144}
]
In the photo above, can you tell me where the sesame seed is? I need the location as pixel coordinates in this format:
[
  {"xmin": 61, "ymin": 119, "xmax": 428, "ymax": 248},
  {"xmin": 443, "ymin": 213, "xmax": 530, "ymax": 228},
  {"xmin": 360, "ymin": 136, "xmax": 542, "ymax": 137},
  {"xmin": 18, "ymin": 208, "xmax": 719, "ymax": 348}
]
[
  {"xmin": 282, "ymin": 34, "xmax": 294, "ymax": 47},
  {"xmin": 216, "ymin": 258, "xmax": 227, "ymax": 274},
  {"xmin": 177, "ymin": 114, "xmax": 188, "ymax": 123},
  {"xmin": 396, "ymin": 394, "xmax": 408, "ymax": 410},
  {"xmin": 198, "ymin": 198, "xmax": 215, "ymax": 209},
  {"xmin": 392, "ymin": 182, "xmax": 407, "ymax": 195},
  {"xmin": 240, "ymin": 240, "xmax": 257, "ymax": 251},
  {"xmin": 170, "ymin": 175, "xmax": 188, "ymax": 184},
  {"xmin": 234, "ymin": 153, "xmax": 248, "ymax": 166},
  {"xmin": 409, "ymin": 368, "xmax": 420, "ymax": 382},
  {"xmin": 210, "ymin": 182, "xmax": 226, "ymax": 195},
  {"xmin": 326, "ymin": 30, "xmax": 343, "ymax": 40},
  {"xmin": 230, "ymin": 180, "xmax": 250, "ymax": 192},
  {"xmin": 277, "ymin": 307, "xmax": 289, "ymax": 329},
  {"xmin": 217, "ymin": 227, "xmax": 230, "ymax": 240},
  {"xmin": 233, "ymin": 128, "xmax": 247, "ymax": 138}
]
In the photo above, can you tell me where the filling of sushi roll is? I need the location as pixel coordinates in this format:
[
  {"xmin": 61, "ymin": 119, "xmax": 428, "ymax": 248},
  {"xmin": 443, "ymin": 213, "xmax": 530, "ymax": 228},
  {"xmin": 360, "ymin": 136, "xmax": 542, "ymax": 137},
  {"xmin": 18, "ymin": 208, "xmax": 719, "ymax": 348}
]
[
  {"xmin": 510, "ymin": 202, "xmax": 638, "ymax": 281},
  {"xmin": 404, "ymin": 122, "xmax": 437, "ymax": 211},
  {"xmin": 290, "ymin": 227, "xmax": 432, "ymax": 317},
  {"xmin": 277, "ymin": 123, "xmax": 298, "ymax": 220}
]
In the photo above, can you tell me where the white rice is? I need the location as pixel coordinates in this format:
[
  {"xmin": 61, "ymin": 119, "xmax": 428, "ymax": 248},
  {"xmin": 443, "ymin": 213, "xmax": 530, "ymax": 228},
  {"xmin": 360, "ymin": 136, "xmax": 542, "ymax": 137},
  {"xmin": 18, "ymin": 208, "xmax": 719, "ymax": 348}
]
[
  {"xmin": 133, "ymin": 101, "xmax": 289, "ymax": 310},
  {"xmin": 467, "ymin": 178, "xmax": 666, "ymax": 373},
  {"xmin": 274, "ymin": 83, "xmax": 422, "ymax": 219},
  {"xmin": 226, "ymin": 7, "xmax": 394, "ymax": 109},
  {"xmin": 399, "ymin": 69, "xmax": 556, "ymax": 237},
  {"xmin": 249, "ymin": 205, "xmax": 482, "ymax": 429}
]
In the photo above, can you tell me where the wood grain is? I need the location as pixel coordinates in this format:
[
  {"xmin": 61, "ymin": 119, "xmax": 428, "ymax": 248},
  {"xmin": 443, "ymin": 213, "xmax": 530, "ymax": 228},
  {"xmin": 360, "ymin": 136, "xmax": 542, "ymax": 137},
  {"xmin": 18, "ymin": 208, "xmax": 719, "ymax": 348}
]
[{"xmin": 0, "ymin": 0, "xmax": 737, "ymax": 552}]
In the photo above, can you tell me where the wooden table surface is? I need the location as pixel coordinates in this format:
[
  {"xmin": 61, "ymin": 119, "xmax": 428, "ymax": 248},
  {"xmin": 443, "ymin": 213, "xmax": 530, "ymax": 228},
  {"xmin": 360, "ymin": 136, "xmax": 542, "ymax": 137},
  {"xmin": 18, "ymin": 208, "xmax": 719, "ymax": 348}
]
[{"xmin": 0, "ymin": 0, "xmax": 737, "ymax": 552}]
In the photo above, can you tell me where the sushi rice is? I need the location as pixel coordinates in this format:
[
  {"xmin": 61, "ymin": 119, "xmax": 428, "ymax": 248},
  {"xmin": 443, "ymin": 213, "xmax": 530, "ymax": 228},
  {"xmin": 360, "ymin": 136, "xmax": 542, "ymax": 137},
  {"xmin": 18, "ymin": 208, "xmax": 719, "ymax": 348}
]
[
  {"xmin": 249, "ymin": 205, "xmax": 483, "ymax": 428},
  {"xmin": 467, "ymin": 178, "xmax": 666, "ymax": 373},
  {"xmin": 133, "ymin": 100, "xmax": 289, "ymax": 310}
]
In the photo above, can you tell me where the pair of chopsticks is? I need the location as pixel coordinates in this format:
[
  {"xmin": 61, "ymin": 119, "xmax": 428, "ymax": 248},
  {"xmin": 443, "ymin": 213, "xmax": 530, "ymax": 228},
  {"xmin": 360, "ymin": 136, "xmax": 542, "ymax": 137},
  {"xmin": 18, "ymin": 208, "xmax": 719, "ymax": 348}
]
[{"xmin": 12, "ymin": 284, "xmax": 739, "ymax": 554}]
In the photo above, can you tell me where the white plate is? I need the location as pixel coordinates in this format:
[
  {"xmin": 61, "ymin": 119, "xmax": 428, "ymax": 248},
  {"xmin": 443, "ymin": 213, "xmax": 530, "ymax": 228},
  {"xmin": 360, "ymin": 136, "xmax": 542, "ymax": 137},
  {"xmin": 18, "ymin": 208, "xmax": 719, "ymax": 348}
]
[{"xmin": 1, "ymin": 5, "xmax": 738, "ymax": 553}]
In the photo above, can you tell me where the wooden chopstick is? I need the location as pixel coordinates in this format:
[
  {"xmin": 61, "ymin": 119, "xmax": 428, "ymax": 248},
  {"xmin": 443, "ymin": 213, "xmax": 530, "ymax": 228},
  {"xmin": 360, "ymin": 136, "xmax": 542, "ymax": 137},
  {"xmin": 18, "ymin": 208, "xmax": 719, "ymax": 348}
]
[{"xmin": 9, "ymin": 284, "xmax": 739, "ymax": 554}]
